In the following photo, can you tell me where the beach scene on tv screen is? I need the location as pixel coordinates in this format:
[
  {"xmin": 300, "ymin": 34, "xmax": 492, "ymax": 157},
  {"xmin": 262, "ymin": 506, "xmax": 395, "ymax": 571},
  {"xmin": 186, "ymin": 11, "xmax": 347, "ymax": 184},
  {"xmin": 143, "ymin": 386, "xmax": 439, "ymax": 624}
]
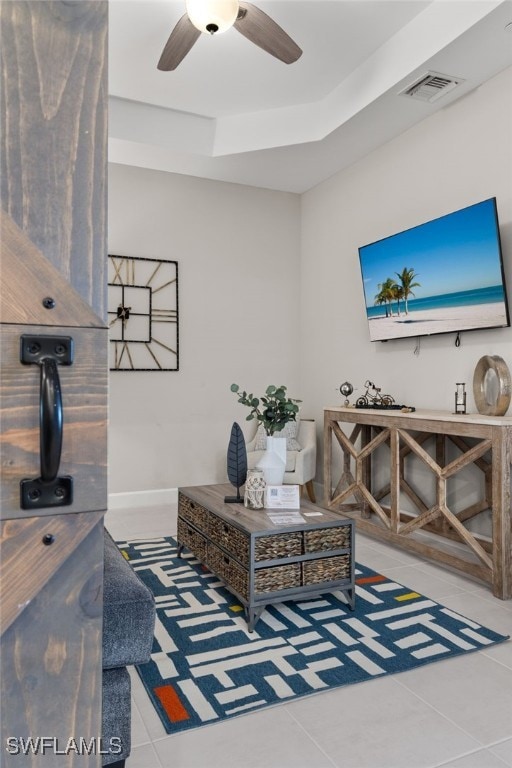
[{"xmin": 359, "ymin": 199, "xmax": 509, "ymax": 342}]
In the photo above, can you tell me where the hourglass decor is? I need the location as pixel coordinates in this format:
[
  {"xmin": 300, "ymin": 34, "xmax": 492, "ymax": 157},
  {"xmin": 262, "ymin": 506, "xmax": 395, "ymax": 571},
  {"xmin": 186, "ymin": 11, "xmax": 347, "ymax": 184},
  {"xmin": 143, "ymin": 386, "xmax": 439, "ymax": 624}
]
[{"xmin": 454, "ymin": 382, "xmax": 467, "ymax": 414}]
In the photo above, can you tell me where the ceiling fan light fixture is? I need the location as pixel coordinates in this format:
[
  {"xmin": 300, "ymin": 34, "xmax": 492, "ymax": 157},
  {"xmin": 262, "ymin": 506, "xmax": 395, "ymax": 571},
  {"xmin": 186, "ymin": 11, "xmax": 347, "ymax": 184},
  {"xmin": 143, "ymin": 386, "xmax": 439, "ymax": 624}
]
[{"xmin": 186, "ymin": 0, "xmax": 239, "ymax": 35}]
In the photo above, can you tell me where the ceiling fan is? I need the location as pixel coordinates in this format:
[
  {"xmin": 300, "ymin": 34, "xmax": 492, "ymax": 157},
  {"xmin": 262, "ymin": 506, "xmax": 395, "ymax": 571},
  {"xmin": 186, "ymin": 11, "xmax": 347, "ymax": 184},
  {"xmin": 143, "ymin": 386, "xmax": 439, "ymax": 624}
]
[{"xmin": 157, "ymin": 0, "xmax": 302, "ymax": 71}]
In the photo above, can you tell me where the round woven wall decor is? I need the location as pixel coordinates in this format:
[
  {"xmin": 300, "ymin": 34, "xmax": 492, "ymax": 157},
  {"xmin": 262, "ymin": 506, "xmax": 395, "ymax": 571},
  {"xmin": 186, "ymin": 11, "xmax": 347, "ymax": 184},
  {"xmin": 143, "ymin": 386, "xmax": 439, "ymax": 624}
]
[{"xmin": 472, "ymin": 355, "xmax": 511, "ymax": 416}]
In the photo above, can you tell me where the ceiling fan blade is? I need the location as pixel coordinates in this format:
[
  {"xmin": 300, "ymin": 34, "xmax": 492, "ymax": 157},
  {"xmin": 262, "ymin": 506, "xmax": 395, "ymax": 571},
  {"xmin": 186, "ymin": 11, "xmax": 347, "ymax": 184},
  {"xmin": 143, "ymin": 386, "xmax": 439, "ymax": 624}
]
[
  {"xmin": 234, "ymin": 2, "xmax": 302, "ymax": 64},
  {"xmin": 157, "ymin": 14, "xmax": 201, "ymax": 71}
]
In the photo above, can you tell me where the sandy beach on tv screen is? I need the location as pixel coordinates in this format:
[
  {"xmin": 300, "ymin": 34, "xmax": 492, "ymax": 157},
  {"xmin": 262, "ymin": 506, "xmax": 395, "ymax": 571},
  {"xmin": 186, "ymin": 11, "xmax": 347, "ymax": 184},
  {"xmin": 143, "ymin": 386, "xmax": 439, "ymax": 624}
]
[{"xmin": 368, "ymin": 303, "xmax": 508, "ymax": 341}]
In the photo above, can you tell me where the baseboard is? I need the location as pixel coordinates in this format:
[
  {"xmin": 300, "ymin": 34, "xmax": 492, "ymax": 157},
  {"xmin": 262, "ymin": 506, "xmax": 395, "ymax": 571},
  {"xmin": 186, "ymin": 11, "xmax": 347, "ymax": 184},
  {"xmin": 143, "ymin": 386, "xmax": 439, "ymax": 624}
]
[
  {"xmin": 108, "ymin": 483, "xmax": 322, "ymax": 511},
  {"xmin": 108, "ymin": 488, "xmax": 178, "ymax": 510}
]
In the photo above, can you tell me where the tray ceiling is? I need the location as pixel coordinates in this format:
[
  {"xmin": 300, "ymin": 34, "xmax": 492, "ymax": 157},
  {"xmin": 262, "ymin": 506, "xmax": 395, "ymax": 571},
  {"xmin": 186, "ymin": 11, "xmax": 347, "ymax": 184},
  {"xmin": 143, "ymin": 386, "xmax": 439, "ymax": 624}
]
[{"xmin": 109, "ymin": 0, "xmax": 512, "ymax": 192}]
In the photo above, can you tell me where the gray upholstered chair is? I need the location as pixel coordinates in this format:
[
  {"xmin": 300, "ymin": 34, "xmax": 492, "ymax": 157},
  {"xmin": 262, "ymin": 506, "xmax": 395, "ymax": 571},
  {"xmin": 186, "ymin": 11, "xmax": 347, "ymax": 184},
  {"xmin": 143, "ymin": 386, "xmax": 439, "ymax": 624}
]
[
  {"xmin": 246, "ymin": 418, "xmax": 317, "ymax": 502},
  {"xmin": 102, "ymin": 529, "xmax": 155, "ymax": 767}
]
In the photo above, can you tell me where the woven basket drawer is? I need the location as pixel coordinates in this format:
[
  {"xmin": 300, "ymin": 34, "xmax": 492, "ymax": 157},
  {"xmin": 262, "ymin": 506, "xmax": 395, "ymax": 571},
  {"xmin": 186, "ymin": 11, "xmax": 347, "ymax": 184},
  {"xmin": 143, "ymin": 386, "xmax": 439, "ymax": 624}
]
[
  {"xmin": 304, "ymin": 525, "xmax": 351, "ymax": 553},
  {"xmin": 178, "ymin": 493, "xmax": 208, "ymax": 529},
  {"xmin": 254, "ymin": 532, "xmax": 303, "ymax": 562},
  {"xmin": 206, "ymin": 542, "xmax": 249, "ymax": 601},
  {"xmin": 208, "ymin": 514, "xmax": 250, "ymax": 565},
  {"xmin": 177, "ymin": 518, "xmax": 207, "ymax": 562},
  {"xmin": 254, "ymin": 563, "xmax": 301, "ymax": 594},
  {"xmin": 302, "ymin": 554, "xmax": 351, "ymax": 585}
]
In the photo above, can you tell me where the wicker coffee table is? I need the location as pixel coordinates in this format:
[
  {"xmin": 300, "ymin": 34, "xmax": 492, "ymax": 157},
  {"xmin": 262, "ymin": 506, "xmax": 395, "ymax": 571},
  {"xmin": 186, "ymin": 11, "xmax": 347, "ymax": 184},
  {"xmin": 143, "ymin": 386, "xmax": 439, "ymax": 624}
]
[{"xmin": 177, "ymin": 483, "xmax": 355, "ymax": 631}]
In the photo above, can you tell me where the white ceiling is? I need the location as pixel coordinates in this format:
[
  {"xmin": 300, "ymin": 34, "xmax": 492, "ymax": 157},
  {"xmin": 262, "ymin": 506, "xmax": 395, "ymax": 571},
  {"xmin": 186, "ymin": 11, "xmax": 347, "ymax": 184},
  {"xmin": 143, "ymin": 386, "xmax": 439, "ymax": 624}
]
[{"xmin": 109, "ymin": 0, "xmax": 512, "ymax": 192}]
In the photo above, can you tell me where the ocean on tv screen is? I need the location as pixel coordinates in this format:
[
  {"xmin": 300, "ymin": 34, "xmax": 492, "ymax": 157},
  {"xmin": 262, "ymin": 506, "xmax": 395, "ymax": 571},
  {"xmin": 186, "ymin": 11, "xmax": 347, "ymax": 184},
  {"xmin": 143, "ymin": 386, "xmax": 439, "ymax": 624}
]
[{"xmin": 367, "ymin": 285, "xmax": 508, "ymax": 341}]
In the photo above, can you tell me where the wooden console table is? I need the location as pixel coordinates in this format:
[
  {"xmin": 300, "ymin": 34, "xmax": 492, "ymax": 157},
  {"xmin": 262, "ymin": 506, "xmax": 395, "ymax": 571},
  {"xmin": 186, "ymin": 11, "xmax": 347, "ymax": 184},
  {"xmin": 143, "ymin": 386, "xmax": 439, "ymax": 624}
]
[{"xmin": 323, "ymin": 407, "xmax": 512, "ymax": 599}]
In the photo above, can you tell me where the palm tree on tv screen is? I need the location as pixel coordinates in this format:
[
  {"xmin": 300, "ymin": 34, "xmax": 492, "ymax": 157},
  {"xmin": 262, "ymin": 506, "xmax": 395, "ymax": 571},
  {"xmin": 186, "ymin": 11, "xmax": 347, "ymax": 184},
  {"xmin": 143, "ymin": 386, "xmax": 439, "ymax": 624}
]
[
  {"xmin": 395, "ymin": 267, "xmax": 420, "ymax": 315},
  {"xmin": 374, "ymin": 291, "xmax": 388, "ymax": 316},
  {"xmin": 394, "ymin": 284, "xmax": 405, "ymax": 316},
  {"xmin": 375, "ymin": 277, "xmax": 399, "ymax": 317}
]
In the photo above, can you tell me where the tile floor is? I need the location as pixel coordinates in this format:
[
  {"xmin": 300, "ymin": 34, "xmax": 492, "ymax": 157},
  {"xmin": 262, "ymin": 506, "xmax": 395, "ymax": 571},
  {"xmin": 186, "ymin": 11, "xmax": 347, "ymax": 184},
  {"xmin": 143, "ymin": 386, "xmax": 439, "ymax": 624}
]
[{"xmin": 105, "ymin": 503, "xmax": 512, "ymax": 768}]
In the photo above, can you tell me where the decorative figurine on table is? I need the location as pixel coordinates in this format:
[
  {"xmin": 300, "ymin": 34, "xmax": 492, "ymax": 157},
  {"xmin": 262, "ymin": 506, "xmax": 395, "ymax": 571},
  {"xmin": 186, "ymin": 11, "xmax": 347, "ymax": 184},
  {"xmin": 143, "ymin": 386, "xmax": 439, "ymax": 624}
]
[
  {"xmin": 356, "ymin": 380, "xmax": 395, "ymax": 407},
  {"xmin": 355, "ymin": 380, "xmax": 415, "ymax": 412},
  {"xmin": 339, "ymin": 381, "xmax": 353, "ymax": 406},
  {"xmin": 244, "ymin": 469, "xmax": 266, "ymax": 510},
  {"xmin": 224, "ymin": 422, "xmax": 247, "ymax": 503}
]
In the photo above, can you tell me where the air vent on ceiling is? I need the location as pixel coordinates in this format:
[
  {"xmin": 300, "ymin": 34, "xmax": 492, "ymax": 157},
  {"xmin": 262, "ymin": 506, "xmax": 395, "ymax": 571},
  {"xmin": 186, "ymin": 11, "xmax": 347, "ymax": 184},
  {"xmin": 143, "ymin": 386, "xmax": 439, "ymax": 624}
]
[{"xmin": 399, "ymin": 71, "xmax": 465, "ymax": 103}]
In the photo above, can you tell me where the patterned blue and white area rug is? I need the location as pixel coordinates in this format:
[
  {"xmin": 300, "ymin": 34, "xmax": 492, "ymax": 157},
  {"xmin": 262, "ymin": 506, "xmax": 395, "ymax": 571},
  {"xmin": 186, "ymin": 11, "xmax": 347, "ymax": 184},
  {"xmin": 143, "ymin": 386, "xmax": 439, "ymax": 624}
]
[{"xmin": 117, "ymin": 535, "xmax": 508, "ymax": 734}]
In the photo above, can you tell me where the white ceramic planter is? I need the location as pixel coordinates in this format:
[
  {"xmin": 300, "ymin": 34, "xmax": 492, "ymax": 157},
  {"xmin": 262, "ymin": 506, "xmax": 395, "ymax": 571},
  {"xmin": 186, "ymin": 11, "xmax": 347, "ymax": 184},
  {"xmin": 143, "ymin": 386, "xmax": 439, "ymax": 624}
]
[{"xmin": 256, "ymin": 436, "xmax": 286, "ymax": 485}]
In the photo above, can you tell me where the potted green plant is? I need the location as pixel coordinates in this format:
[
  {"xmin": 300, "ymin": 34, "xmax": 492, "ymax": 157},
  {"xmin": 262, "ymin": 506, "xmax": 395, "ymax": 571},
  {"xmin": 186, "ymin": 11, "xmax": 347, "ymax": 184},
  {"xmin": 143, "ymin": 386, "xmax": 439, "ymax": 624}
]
[
  {"xmin": 230, "ymin": 384, "xmax": 301, "ymax": 485},
  {"xmin": 230, "ymin": 384, "xmax": 300, "ymax": 434}
]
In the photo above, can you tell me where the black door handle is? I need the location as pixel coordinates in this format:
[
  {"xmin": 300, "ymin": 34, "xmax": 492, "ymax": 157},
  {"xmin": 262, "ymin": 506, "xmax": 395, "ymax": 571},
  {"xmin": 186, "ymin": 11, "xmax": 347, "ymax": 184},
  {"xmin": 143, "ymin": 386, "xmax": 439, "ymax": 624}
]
[
  {"xmin": 40, "ymin": 358, "xmax": 63, "ymax": 482},
  {"xmin": 20, "ymin": 335, "xmax": 74, "ymax": 510}
]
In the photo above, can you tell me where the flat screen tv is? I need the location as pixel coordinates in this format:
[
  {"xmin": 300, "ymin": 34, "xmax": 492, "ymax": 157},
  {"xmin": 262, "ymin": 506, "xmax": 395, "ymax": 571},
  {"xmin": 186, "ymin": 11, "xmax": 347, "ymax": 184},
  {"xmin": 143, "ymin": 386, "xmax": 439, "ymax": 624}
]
[{"xmin": 358, "ymin": 197, "xmax": 510, "ymax": 342}]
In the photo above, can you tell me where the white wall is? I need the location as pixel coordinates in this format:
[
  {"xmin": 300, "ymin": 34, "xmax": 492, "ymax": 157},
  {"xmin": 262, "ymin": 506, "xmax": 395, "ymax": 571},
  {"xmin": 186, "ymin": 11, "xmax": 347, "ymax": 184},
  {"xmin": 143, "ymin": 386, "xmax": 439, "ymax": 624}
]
[
  {"xmin": 301, "ymin": 65, "xmax": 512, "ymax": 435},
  {"xmin": 301, "ymin": 65, "xmax": 512, "ymax": 529},
  {"xmin": 108, "ymin": 66, "xmax": 512, "ymax": 506},
  {"xmin": 108, "ymin": 166, "xmax": 301, "ymax": 494}
]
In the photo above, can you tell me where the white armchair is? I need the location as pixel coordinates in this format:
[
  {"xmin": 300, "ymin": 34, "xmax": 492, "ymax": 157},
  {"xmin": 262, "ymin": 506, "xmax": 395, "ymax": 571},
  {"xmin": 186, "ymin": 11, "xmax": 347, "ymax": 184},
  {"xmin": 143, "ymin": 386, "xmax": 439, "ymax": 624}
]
[{"xmin": 246, "ymin": 419, "xmax": 317, "ymax": 502}]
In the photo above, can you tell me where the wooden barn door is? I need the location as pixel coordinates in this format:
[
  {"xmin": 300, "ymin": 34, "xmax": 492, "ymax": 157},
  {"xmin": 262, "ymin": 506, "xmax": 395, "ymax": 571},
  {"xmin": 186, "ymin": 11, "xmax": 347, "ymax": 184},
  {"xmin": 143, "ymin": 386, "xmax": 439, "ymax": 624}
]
[{"xmin": 0, "ymin": 2, "xmax": 108, "ymax": 765}]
